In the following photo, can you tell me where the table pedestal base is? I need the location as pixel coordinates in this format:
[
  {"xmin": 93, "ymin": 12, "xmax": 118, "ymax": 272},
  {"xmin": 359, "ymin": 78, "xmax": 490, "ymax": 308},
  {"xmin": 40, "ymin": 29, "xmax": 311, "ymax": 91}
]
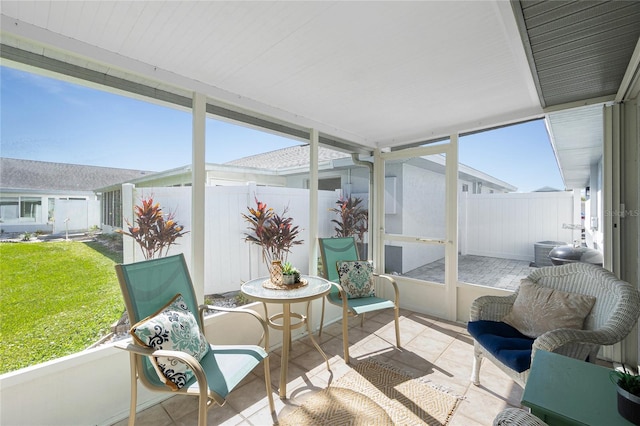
[{"xmin": 263, "ymin": 301, "xmax": 331, "ymax": 399}]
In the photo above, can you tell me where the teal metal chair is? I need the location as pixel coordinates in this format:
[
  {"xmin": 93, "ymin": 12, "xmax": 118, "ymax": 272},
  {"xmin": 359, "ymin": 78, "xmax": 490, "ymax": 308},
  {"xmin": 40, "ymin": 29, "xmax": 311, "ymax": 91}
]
[
  {"xmin": 318, "ymin": 237, "xmax": 401, "ymax": 363},
  {"xmin": 115, "ymin": 254, "xmax": 275, "ymax": 426}
]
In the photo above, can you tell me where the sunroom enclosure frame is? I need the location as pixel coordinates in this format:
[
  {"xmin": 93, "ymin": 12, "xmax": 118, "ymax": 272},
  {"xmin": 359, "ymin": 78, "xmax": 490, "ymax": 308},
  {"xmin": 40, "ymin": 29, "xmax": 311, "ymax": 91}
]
[{"xmin": 2, "ymin": 5, "xmax": 640, "ymax": 422}]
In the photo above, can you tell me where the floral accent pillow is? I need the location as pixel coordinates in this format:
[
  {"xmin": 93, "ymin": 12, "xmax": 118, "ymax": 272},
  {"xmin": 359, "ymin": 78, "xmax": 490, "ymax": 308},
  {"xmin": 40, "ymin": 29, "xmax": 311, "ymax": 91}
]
[
  {"xmin": 337, "ymin": 260, "xmax": 376, "ymax": 299},
  {"xmin": 502, "ymin": 279, "xmax": 596, "ymax": 339},
  {"xmin": 130, "ymin": 294, "xmax": 210, "ymax": 391}
]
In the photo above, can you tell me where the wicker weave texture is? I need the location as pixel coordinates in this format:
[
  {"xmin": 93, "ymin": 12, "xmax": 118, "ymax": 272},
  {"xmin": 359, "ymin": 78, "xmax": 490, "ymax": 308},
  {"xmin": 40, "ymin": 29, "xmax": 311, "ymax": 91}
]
[
  {"xmin": 470, "ymin": 263, "xmax": 640, "ymax": 388},
  {"xmin": 493, "ymin": 408, "xmax": 548, "ymax": 426}
]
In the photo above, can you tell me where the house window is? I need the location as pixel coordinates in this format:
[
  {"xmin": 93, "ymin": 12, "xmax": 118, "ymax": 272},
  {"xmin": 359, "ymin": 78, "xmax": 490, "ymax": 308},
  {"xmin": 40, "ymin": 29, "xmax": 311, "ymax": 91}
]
[
  {"xmin": 0, "ymin": 197, "xmax": 19, "ymax": 222},
  {"xmin": 319, "ymin": 177, "xmax": 341, "ymax": 191},
  {"xmin": 48, "ymin": 198, "xmax": 55, "ymax": 222},
  {"xmin": 102, "ymin": 190, "xmax": 122, "ymax": 227},
  {"xmin": 0, "ymin": 196, "xmax": 42, "ymax": 222},
  {"xmin": 20, "ymin": 198, "xmax": 41, "ymax": 220},
  {"xmin": 462, "ymin": 184, "xmax": 469, "ymax": 192}
]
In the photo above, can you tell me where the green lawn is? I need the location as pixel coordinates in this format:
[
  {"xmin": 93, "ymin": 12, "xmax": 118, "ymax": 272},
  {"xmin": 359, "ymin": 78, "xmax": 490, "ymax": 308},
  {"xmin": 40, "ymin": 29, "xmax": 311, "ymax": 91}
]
[{"xmin": 0, "ymin": 240, "xmax": 124, "ymax": 374}]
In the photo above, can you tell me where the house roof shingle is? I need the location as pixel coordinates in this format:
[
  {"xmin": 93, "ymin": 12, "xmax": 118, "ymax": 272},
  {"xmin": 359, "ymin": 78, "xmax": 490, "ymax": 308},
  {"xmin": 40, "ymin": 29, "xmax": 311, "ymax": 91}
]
[
  {"xmin": 224, "ymin": 145, "xmax": 350, "ymax": 170},
  {"xmin": 0, "ymin": 158, "xmax": 153, "ymax": 193}
]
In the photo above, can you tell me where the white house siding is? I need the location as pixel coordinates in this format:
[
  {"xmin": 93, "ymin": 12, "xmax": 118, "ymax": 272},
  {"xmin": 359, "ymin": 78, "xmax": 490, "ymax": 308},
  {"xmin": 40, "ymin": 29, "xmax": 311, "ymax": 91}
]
[
  {"xmin": 462, "ymin": 191, "xmax": 580, "ymax": 262},
  {"xmin": 0, "ymin": 195, "xmax": 100, "ymax": 234}
]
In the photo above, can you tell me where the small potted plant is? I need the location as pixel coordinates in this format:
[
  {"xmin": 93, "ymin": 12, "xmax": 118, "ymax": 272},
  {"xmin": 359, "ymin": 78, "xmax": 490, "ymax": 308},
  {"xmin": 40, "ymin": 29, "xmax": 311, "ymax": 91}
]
[
  {"xmin": 611, "ymin": 369, "xmax": 640, "ymax": 424},
  {"xmin": 282, "ymin": 262, "xmax": 300, "ymax": 285}
]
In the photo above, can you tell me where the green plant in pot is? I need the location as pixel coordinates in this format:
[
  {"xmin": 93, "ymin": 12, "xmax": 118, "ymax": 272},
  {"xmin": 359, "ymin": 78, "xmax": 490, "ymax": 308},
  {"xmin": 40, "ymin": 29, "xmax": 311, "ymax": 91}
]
[
  {"xmin": 282, "ymin": 262, "xmax": 300, "ymax": 285},
  {"xmin": 611, "ymin": 369, "xmax": 640, "ymax": 424}
]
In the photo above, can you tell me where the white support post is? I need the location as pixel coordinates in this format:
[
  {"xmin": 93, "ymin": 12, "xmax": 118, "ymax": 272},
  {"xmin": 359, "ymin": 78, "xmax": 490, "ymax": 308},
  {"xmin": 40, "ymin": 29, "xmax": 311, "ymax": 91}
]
[
  {"xmin": 309, "ymin": 129, "xmax": 319, "ymax": 276},
  {"xmin": 373, "ymin": 149, "xmax": 385, "ymax": 271},
  {"xmin": 603, "ymin": 103, "xmax": 621, "ymax": 274},
  {"xmin": 122, "ymin": 183, "xmax": 135, "ymax": 264},
  {"xmin": 572, "ymin": 188, "xmax": 581, "ymax": 245},
  {"xmin": 191, "ymin": 92, "xmax": 206, "ymax": 303},
  {"xmin": 445, "ymin": 133, "xmax": 459, "ymax": 322}
]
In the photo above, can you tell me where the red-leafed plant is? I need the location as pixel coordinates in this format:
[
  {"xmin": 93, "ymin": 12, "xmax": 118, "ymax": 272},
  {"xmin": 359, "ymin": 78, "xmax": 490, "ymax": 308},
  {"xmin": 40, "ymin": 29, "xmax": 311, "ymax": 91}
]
[
  {"xmin": 242, "ymin": 197, "xmax": 303, "ymax": 264},
  {"xmin": 118, "ymin": 196, "xmax": 189, "ymax": 259},
  {"xmin": 330, "ymin": 196, "xmax": 368, "ymax": 245}
]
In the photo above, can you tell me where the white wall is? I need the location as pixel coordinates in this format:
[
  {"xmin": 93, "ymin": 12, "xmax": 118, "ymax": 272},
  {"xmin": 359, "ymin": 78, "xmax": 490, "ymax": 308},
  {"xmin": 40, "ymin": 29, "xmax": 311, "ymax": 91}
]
[
  {"xmin": 55, "ymin": 199, "xmax": 101, "ymax": 233},
  {"xmin": 461, "ymin": 191, "xmax": 581, "ymax": 262},
  {"xmin": 125, "ymin": 185, "xmax": 339, "ymax": 294},
  {"xmin": 0, "ymin": 302, "xmax": 311, "ymax": 426}
]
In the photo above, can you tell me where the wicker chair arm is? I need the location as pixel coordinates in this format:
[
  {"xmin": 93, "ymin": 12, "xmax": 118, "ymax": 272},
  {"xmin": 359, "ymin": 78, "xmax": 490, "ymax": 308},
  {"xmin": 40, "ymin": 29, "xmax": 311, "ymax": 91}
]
[
  {"xmin": 469, "ymin": 293, "xmax": 517, "ymax": 321},
  {"xmin": 374, "ymin": 273, "xmax": 400, "ymax": 305},
  {"xmin": 493, "ymin": 408, "xmax": 549, "ymax": 426},
  {"xmin": 200, "ymin": 305, "xmax": 270, "ymax": 351},
  {"xmin": 534, "ymin": 327, "xmax": 620, "ymax": 353}
]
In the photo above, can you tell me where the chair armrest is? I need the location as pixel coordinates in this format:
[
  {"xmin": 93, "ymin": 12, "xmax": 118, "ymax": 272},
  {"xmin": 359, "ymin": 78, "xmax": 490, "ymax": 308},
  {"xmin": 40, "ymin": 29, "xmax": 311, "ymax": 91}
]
[
  {"xmin": 114, "ymin": 340, "xmax": 154, "ymax": 356},
  {"xmin": 373, "ymin": 273, "xmax": 400, "ymax": 305},
  {"xmin": 533, "ymin": 327, "xmax": 620, "ymax": 354},
  {"xmin": 469, "ymin": 294, "xmax": 517, "ymax": 322},
  {"xmin": 115, "ymin": 341, "xmax": 208, "ymax": 392},
  {"xmin": 200, "ymin": 305, "xmax": 270, "ymax": 351},
  {"xmin": 331, "ymin": 282, "xmax": 349, "ymax": 301}
]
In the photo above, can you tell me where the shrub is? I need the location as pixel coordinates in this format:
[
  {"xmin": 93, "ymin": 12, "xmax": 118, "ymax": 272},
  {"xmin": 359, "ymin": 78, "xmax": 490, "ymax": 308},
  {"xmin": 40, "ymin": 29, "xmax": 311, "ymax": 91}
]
[
  {"xmin": 242, "ymin": 197, "xmax": 303, "ymax": 264},
  {"xmin": 330, "ymin": 196, "xmax": 368, "ymax": 245},
  {"xmin": 118, "ymin": 196, "xmax": 189, "ymax": 259}
]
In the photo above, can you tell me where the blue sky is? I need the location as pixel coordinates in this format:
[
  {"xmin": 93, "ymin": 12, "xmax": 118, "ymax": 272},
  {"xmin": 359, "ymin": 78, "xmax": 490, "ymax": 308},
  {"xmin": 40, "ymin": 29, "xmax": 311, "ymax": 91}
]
[{"xmin": 1, "ymin": 65, "xmax": 563, "ymax": 192}]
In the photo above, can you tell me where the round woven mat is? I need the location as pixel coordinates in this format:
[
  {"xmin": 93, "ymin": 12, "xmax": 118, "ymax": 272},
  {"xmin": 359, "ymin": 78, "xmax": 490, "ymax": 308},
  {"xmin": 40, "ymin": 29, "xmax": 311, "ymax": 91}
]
[
  {"xmin": 262, "ymin": 278, "xmax": 308, "ymax": 290},
  {"xmin": 278, "ymin": 360, "xmax": 462, "ymax": 426}
]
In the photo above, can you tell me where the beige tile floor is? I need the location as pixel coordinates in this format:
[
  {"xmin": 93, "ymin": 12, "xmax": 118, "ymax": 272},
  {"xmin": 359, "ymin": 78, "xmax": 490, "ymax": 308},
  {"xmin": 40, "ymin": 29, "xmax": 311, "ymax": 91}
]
[{"xmin": 111, "ymin": 309, "xmax": 529, "ymax": 426}]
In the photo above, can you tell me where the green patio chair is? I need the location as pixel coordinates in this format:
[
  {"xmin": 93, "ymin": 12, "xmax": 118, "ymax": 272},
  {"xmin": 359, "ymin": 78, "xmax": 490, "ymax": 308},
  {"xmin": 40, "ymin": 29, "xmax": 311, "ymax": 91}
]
[
  {"xmin": 318, "ymin": 237, "xmax": 401, "ymax": 363},
  {"xmin": 114, "ymin": 254, "xmax": 275, "ymax": 426}
]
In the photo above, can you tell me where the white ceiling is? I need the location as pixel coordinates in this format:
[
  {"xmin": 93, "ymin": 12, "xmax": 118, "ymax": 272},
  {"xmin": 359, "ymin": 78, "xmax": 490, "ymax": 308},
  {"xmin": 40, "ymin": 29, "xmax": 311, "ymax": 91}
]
[{"xmin": 0, "ymin": 1, "xmax": 542, "ymax": 149}]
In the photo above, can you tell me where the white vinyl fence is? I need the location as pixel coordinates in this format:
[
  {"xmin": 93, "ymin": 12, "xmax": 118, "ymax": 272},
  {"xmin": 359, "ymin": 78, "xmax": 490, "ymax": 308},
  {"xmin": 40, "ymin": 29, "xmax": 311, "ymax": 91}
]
[
  {"xmin": 124, "ymin": 184, "xmax": 339, "ymax": 294},
  {"xmin": 459, "ymin": 190, "xmax": 582, "ymax": 262},
  {"xmin": 53, "ymin": 199, "xmax": 100, "ymax": 234}
]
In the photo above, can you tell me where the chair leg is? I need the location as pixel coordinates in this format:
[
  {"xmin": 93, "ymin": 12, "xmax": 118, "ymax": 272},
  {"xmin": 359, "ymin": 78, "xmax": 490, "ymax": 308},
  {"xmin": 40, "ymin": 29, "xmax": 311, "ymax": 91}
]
[
  {"xmin": 360, "ymin": 312, "xmax": 365, "ymax": 327},
  {"xmin": 197, "ymin": 394, "xmax": 207, "ymax": 426},
  {"xmin": 394, "ymin": 307, "xmax": 401, "ymax": 348},
  {"xmin": 471, "ymin": 344, "xmax": 483, "ymax": 386},
  {"xmin": 128, "ymin": 353, "xmax": 137, "ymax": 426},
  {"xmin": 342, "ymin": 319, "xmax": 350, "ymax": 364},
  {"xmin": 264, "ymin": 357, "xmax": 275, "ymax": 414},
  {"xmin": 342, "ymin": 304, "xmax": 350, "ymax": 363}
]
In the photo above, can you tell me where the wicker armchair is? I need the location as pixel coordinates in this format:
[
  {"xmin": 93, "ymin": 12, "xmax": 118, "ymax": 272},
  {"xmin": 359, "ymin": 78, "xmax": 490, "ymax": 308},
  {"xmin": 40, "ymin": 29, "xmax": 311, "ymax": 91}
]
[
  {"xmin": 493, "ymin": 408, "xmax": 548, "ymax": 426},
  {"xmin": 469, "ymin": 262, "xmax": 640, "ymax": 388}
]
